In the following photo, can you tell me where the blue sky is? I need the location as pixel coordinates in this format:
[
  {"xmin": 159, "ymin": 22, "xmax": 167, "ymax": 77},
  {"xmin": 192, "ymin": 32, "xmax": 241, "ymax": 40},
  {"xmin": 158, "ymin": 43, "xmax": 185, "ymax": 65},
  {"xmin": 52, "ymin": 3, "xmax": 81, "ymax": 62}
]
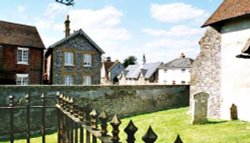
[{"xmin": 0, "ymin": 0, "xmax": 223, "ymax": 63}]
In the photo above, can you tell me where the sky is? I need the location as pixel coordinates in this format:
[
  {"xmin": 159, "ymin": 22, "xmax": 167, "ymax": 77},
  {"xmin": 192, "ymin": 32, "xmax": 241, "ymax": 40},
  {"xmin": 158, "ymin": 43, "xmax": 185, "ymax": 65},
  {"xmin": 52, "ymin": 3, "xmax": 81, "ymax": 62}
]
[{"xmin": 0, "ymin": 0, "xmax": 223, "ymax": 64}]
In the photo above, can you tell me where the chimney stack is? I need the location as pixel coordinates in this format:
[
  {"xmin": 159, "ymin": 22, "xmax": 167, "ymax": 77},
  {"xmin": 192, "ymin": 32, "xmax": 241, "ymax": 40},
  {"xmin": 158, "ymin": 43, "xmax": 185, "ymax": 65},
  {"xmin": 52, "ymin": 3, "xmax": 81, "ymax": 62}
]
[
  {"xmin": 180, "ymin": 53, "xmax": 185, "ymax": 58},
  {"xmin": 142, "ymin": 54, "xmax": 146, "ymax": 65},
  {"xmin": 64, "ymin": 15, "xmax": 70, "ymax": 37},
  {"xmin": 106, "ymin": 57, "xmax": 111, "ymax": 62}
]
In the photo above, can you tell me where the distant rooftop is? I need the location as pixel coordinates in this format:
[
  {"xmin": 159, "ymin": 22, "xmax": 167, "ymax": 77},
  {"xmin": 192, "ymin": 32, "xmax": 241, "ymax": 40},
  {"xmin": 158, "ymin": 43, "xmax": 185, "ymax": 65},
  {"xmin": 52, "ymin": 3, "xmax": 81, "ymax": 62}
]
[{"xmin": 124, "ymin": 62, "xmax": 161, "ymax": 79}]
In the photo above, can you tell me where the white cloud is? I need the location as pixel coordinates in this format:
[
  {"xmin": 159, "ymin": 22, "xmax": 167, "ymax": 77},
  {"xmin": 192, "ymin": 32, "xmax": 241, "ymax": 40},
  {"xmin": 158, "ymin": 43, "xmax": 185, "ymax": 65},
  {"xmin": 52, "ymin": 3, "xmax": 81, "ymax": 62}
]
[
  {"xmin": 34, "ymin": 4, "xmax": 130, "ymax": 49},
  {"xmin": 68, "ymin": 6, "xmax": 130, "ymax": 46},
  {"xmin": 17, "ymin": 5, "xmax": 27, "ymax": 13},
  {"xmin": 150, "ymin": 3, "xmax": 208, "ymax": 23},
  {"xmin": 142, "ymin": 25, "xmax": 203, "ymax": 37},
  {"xmin": 45, "ymin": 3, "xmax": 69, "ymax": 18}
]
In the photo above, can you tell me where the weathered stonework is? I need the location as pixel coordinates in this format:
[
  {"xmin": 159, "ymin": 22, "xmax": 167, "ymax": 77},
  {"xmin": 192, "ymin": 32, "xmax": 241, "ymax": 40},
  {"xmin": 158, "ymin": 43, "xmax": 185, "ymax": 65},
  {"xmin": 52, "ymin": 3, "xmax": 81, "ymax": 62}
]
[
  {"xmin": 191, "ymin": 92, "xmax": 209, "ymax": 124},
  {"xmin": 190, "ymin": 27, "xmax": 221, "ymax": 118}
]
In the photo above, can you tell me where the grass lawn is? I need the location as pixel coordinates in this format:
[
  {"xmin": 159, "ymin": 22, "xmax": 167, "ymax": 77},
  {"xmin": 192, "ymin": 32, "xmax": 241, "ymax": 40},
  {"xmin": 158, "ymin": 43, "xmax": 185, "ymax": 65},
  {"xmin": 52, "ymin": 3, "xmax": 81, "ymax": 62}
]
[{"xmin": 2, "ymin": 107, "xmax": 250, "ymax": 143}]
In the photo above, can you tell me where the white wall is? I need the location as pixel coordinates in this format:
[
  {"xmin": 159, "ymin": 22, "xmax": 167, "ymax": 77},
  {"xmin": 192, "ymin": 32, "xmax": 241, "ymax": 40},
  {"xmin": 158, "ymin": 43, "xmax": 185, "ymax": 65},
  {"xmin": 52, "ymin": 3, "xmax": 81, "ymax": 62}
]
[
  {"xmin": 220, "ymin": 19, "xmax": 250, "ymax": 121},
  {"xmin": 158, "ymin": 68, "xmax": 191, "ymax": 85}
]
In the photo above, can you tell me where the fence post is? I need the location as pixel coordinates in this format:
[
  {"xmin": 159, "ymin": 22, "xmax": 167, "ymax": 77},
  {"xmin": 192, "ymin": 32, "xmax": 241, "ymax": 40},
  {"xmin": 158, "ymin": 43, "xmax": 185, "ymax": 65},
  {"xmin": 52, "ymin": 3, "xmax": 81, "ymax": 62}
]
[
  {"xmin": 73, "ymin": 104, "xmax": 79, "ymax": 143},
  {"xmin": 79, "ymin": 107, "xmax": 84, "ymax": 143},
  {"xmin": 85, "ymin": 107, "xmax": 91, "ymax": 143},
  {"xmin": 57, "ymin": 93, "xmax": 62, "ymax": 143},
  {"xmin": 41, "ymin": 93, "xmax": 46, "ymax": 143},
  {"xmin": 90, "ymin": 109, "xmax": 98, "ymax": 143},
  {"xmin": 110, "ymin": 114, "xmax": 121, "ymax": 143},
  {"xmin": 25, "ymin": 94, "xmax": 31, "ymax": 143},
  {"xmin": 124, "ymin": 120, "xmax": 138, "ymax": 143},
  {"xmin": 98, "ymin": 111, "xmax": 109, "ymax": 136},
  {"xmin": 142, "ymin": 126, "xmax": 158, "ymax": 143},
  {"xmin": 173, "ymin": 134, "xmax": 183, "ymax": 143},
  {"xmin": 9, "ymin": 95, "xmax": 14, "ymax": 143}
]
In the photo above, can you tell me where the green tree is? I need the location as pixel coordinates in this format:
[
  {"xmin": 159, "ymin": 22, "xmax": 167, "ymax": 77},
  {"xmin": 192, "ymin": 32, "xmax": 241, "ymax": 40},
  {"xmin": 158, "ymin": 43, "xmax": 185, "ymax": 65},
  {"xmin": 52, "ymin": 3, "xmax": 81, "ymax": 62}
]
[{"xmin": 123, "ymin": 56, "xmax": 137, "ymax": 68}]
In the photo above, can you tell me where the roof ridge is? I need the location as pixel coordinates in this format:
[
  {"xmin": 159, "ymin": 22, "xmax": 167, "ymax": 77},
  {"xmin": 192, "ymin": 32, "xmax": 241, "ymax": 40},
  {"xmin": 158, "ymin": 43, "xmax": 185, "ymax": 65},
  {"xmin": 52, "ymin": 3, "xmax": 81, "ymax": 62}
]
[{"xmin": 0, "ymin": 20, "xmax": 36, "ymax": 28}]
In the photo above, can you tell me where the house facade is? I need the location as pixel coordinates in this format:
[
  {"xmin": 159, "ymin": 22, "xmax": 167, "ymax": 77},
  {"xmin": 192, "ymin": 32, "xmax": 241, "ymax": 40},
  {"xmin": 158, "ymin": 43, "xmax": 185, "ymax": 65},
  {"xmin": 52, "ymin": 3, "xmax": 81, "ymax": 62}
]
[
  {"xmin": 44, "ymin": 16, "xmax": 105, "ymax": 85},
  {"xmin": 0, "ymin": 21, "xmax": 44, "ymax": 85},
  {"xmin": 158, "ymin": 53, "xmax": 193, "ymax": 85},
  {"xmin": 191, "ymin": 0, "xmax": 250, "ymax": 121},
  {"xmin": 119, "ymin": 62, "xmax": 161, "ymax": 85},
  {"xmin": 100, "ymin": 57, "xmax": 124, "ymax": 85}
]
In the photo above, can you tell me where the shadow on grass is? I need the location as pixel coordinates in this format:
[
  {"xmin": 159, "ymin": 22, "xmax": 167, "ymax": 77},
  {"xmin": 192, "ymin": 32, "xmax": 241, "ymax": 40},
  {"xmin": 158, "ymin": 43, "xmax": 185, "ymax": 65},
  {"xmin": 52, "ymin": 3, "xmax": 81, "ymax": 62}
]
[
  {"xmin": 121, "ymin": 106, "xmax": 189, "ymax": 120},
  {"xmin": 205, "ymin": 120, "xmax": 227, "ymax": 125}
]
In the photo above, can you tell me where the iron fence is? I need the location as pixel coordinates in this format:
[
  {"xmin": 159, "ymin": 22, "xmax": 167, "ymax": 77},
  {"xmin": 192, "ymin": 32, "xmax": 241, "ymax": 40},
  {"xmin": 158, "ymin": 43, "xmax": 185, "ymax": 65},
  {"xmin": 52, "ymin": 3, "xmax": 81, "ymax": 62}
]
[
  {"xmin": 0, "ymin": 93, "xmax": 184, "ymax": 143},
  {"xmin": 0, "ymin": 94, "xmax": 57, "ymax": 143},
  {"xmin": 57, "ymin": 94, "xmax": 184, "ymax": 143}
]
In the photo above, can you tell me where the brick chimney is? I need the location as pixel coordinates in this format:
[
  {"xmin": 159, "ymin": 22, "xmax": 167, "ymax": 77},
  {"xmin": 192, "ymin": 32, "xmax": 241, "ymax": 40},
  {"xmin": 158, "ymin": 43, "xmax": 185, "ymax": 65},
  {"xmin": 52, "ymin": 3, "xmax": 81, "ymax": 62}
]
[
  {"xmin": 180, "ymin": 53, "xmax": 185, "ymax": 58},
  {"xmin": 64, "ymin": 15, "xmax": 70, "ymax": 37}
]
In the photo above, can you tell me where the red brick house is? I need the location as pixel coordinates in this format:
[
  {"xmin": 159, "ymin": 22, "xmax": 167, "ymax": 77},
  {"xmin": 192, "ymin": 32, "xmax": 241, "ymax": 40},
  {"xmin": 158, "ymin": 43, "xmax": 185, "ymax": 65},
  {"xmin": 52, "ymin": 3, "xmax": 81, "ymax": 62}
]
[{"xmin": 0, "ymin": 21, "xmax": 45, "ymax": 85}]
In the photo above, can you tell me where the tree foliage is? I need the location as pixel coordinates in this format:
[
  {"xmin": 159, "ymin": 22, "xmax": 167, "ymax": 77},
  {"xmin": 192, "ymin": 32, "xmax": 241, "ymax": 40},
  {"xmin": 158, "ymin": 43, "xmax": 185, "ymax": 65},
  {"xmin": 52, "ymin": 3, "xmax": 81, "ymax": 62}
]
[{"xmin": 123, "ymin": 56, "xmax": 137, "ymax": 68}]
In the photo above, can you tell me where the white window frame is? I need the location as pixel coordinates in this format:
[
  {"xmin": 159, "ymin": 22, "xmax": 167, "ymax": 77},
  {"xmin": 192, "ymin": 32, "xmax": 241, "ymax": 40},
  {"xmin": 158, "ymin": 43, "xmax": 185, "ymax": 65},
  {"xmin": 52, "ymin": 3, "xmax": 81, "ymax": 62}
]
[
  {"xmin": 64, "ymin": 52, "xmax": 74, "ymax": 66},
  {"xmin": 16, "ymin": 74, "xmax": 28, "ymax": 85},
  {"xmin": 17, "ymin": 47, "xmax": 29, "ymax": 64},
  {"xmin": 64, "ymin": 75, "xmax": 73, "ymax": 86},
  {"xmin": 83, "ymin": 76, "xmax": 92, "ymax": 85},
  {"xmin": 84, "ymin": 54, "xmax": 92, "ymax": 67}
]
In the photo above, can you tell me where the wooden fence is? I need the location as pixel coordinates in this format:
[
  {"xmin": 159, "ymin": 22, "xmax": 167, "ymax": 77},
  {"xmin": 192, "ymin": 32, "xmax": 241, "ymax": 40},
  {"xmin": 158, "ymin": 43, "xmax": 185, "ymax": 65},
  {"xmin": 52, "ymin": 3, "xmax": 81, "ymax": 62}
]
[{"xmin": 0, "ymin": 93, "xmax": 184, "ymax": 143}]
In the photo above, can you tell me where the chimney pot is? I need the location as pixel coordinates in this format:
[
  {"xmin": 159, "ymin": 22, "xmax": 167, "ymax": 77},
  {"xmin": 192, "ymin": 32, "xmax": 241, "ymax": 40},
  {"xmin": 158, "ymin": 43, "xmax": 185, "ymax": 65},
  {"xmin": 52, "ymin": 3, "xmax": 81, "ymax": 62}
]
[
  {"xmin": 180, "ymin": 53, "xmax": 185, "ymax": 58},
  {"xmin": 65, "ymin": 15, "xmax": 70, "ymax": 37}
]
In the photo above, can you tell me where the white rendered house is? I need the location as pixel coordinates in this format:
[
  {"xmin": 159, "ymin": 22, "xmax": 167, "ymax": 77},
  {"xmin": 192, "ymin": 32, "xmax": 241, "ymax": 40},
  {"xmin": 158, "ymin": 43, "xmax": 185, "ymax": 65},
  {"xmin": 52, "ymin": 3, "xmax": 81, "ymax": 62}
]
[
  {"xmin": 191, "ymin": 0, "xmax": 250, "ymax": 121},
  {"xmin": 158, "ymin": 53, "xmax": 193, "ymax": 85}
]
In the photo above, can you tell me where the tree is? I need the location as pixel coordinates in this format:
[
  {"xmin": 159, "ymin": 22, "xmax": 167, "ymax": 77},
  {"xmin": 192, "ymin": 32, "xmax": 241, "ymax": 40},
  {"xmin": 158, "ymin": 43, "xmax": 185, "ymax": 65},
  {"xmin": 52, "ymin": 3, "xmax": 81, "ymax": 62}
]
[{"xmin": 123, "ymin": 56, "xmax": 137, "ymax": 68}]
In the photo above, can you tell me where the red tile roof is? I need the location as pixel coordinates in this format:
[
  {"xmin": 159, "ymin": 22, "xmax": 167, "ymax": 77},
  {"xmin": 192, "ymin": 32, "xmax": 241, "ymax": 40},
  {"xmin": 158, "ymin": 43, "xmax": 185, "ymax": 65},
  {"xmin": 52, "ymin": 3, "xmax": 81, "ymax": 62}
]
[
  {"xmin": 104, "ymin": 62, "xmax": 115, "ymax": 72},
  {"xmin": 0, "ymin": 21, "xmax": 45, "ymax": 48},
  {"xmin": 203, "ymin": 0, "xmax": 250, "ymax": 27}
]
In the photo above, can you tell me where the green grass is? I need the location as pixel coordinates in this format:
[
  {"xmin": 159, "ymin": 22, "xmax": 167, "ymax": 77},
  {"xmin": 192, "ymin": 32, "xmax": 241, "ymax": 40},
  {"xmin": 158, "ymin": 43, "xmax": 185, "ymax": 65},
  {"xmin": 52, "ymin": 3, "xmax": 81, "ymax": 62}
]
[{"xmin": 2, "ymin": 107, "xmax": 250, "ymax": 143}]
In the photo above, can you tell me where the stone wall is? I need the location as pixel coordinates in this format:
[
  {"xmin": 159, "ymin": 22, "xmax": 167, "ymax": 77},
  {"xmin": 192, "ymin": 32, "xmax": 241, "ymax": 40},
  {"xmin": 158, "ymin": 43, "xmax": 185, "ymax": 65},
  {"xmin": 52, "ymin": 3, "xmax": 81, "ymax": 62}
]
[
  {"xmin": 0, "ymin": 85, "xmax": 189, "ymax": 136},
  {"xmin": 190, "ymin": 27, "xmax": 221, "ymax": 118}
]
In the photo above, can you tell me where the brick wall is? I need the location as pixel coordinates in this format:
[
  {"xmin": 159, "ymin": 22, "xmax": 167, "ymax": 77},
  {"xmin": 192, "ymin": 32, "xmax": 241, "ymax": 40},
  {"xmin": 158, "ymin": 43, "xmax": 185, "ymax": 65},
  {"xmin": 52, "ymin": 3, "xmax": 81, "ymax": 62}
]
[{"xmin": 0, "ymin": 45, "xmax": 43, "ymax": 84}]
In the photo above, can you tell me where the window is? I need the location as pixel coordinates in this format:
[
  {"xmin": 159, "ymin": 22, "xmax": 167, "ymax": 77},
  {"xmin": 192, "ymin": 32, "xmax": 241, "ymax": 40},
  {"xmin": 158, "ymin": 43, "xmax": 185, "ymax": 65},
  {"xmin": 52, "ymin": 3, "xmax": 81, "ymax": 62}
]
[
  {"xmin": 181, "ymin": 69, "xmax": 186, "ymax": 72},
  {"xmin": 16, "ymin": 74, "xmax": 28, "ymax": 85},
  {"xmin": 83, "ymin": 76, "xmax": 91, "ymax": 85},
  {"xmin": 181, "ymin": 81, "xmax": 186, "ymax": 84},
  {"xmin": 64, "ymin": 52, "xmax": 74, "ymax": 66},
  {"xmin": 64, "ymin": 75, "xmax": 73, "ymax": 85},
  {"xmin": 84, "ymin": 54, "xmax": 92, "ymax": 67},
  {"xmin": 164, "ymin": 69, "xmax": 167, "ymax": 73},
  {"xmin": 17, "ymin": 48, "xmax": 29, "ymax": 64},
  {"xmin": 172, "ymin": 80, "xmax": 176, "ymax": 85}
]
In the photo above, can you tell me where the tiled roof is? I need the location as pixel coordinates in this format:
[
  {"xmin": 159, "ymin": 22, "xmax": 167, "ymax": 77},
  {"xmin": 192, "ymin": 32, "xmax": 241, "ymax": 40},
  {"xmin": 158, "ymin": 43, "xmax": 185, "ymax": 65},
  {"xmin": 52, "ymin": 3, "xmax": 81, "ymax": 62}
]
[
  {"xmin": 49, "ymin": 29, "xmax": 105, "ymax": 54},
  {"xmin": 125, "ymin": 62, "xmax": 161, "ymax": 79},
  {"xmin": 104, "ymin": 62, "xmax": 115, "ymax": 72},
  {"xmin": 0, "ymin": 21, "xmax": 45, "ymax": 48},
  {"xmin": 160, "ymin": 58, "xmax": 193, "ymax": 69},
  {"xmin": 203, "ymin": 0, "xmax": 250, "ymax": 27}
]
